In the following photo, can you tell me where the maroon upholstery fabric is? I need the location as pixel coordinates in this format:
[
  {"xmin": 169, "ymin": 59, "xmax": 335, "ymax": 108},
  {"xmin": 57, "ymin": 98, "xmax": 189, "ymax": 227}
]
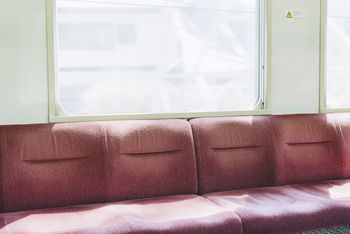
[
  {"xmin": 0, "ymin": 119, "xmax": 197, "ymax": 212},
  {"xmin": 2, "ymin": 113, "xmax": 350, "ymax": 233},
  {"xmin": 332, "ymin": 113, "xmax": 350, "ymax": 178},
  {"xmin": 204, "ymin": 179, "xmax": 350, "ymax": 234},
  {"xmin": 0, "ymin": 195, "xmax": 242, "ymax": 234},
  {"xmin": 190, "ymin": 116, "xmax": 274, "ymax": 193},
  {"xmin": 0, "ymin": 123, "xmax": 105, "ymax": 212},
  {"xmin": 103, "ymin": 119, "xmax": 198, "ymax": 201},
  {"xmin": 270, "ymin": 114, "xmax": 343, "ymax": 185}
]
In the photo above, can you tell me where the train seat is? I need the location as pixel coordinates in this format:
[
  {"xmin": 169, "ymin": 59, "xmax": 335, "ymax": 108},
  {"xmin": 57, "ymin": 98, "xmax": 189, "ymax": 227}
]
[
  {"xmin": 190, "ymin": 114, "xmax": 350, "ymax": 234},
  {"xmin": 1, "ymin": 114, "xmax": 350, "ymax": 233},
  {"xmin": 0, "ymin": 119, "xmax": 242, "ymax": 233}
]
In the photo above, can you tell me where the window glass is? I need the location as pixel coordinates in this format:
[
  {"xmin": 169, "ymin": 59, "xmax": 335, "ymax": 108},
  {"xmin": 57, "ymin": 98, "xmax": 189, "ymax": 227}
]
[
  {"xmin": 55, "ymin": 0, "xmax": 262, "ymax": 115},
  {"xmin": 326, "ymin": 0, "xmax": 350, "ymax": 109}
]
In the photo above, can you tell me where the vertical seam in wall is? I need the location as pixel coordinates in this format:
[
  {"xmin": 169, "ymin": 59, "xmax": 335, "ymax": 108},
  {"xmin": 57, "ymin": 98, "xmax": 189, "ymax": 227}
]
[
  {"xmin": 45, "ymin": 0, "xmax": 51, "ymax": 123},
  {"xmin": 319, "ymin": 0, "xmax": 327, "ymax": 113},
  {"xmin": 266, "ymin": 0, "xmax": 272, "ymax": 114}
]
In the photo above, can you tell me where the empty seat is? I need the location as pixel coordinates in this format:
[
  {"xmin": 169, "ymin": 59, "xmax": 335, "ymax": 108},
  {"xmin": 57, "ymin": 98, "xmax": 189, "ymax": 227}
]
[
  {"xmin": 204, "ymin": 179, "xmax": 350, "ymax": 234},
  {"xmin": 0, "ymin": 195, "xmax": 243, "ymax": 234},
  {"xmin": 102, "ymin": 119, "xmax": 198, "ymax": 201},
  {"xmin": 270, "ymin": 114, "xmax": 342, "ymax": 185},
  {"xmin": 190, "ymin": 116, "xmax": 275, "ymax": 194},
  {"xmin": 190, "ymin": 114, "xmax": 350, "ymax": 233},
  {"xmin": 0, "ymin": 122, "xmax": 106, "ymax": 212},
  {"xmin": 0, "ymin": 119, "xmax": 244, "ymax": 234}
]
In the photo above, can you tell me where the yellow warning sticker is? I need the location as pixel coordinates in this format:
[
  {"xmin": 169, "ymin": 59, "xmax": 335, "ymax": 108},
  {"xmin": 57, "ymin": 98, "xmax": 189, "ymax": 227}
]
[{"xmin": 285, "ymin": 9, "xmax": 307, "ymax": 23}]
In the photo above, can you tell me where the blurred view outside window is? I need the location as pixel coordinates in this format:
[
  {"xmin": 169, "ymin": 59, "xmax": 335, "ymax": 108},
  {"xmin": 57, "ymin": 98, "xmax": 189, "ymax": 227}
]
[
  {"xmin": 326, "ymin": 0, "xmax": 350, "ymax": 109},
  {"xmin": 55, "ymin": 0, "xmax": 262, "ymax": 115}
]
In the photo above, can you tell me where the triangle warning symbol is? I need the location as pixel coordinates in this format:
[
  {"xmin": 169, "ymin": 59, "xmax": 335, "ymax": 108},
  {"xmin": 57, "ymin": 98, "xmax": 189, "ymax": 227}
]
[{"xmin": 286, "ymin": 11, "xmax": 293, "ymax": 19}]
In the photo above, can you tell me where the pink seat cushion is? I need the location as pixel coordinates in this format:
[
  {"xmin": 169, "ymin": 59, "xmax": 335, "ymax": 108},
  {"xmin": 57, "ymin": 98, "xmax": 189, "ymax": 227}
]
[
  {"xmin": 270, "ymin": 114, "xmax": 342, "ymax": 185},
  {"xmin": 332, "ymin": 113, "xmax": 350, "ymax": 177},
  {"xmin": 0, "ymin": 122, "xmax": 106, "ymax": 212},
  {"xmin": 0, "ymin": 195, "xmax": 242, "ymax": 234},
  {"xmin": 103, "ymin": 119, "xmax": 198, "ymax": 201},
  {"xmin": 190, "ymin": 116, "xmax": 274, "ymax": 193},
  {"xmin": 204, "ymin": 179, "xmax": 350, "ymax": 234},
  {"xmin": 0, "ymin": 119, "xmax": 198, "ymax": 212}
]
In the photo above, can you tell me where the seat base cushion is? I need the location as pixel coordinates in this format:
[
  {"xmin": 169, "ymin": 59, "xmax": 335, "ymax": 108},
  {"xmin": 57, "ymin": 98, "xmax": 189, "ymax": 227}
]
[
  {"xmin": 204, "ymin": 180, "xmax": 350, "ymax": 234},
  {"xmin": 0, "ymin": 195, "xmax": 242, "ymax": 234}
]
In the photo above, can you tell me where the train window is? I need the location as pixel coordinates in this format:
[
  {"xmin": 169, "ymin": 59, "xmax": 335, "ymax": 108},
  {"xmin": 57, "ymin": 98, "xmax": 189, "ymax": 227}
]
[
  {"xmin": 325, "ymin": 0, "xmax": 350, "ymax": 109},
  {"xmin": 50, "ymin": 0, "xmax": 265, "ymax": 118}
]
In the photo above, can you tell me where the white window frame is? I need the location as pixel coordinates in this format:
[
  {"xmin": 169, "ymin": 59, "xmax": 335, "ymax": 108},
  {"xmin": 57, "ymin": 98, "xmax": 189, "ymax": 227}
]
[
  {"xmin": 46, "ymin": 0, "xmax": 270, "ymax": 123},
  {"xmin": 320, "ymin": 0, "xmax": 350, "ymax": 113}
]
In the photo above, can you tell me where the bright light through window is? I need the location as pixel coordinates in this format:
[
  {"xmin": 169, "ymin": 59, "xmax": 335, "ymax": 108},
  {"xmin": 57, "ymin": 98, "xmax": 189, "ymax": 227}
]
[
  {"xmin": 326, "ymin": 0, "xmax": 350, "ymax": 109},
  {"xmin": 54, "ymin": 0, "xmax": 263, "ymax": 116}
]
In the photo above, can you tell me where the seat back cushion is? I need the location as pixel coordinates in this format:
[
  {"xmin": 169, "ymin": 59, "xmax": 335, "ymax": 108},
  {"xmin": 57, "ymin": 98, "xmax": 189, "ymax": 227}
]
[
  {"xmin": 0, "ymin": 123, "xmax": 105, "ymax": 212},
  {"xmin": 332, "ymin": 113, "xmax": 350, "ymax": 178},
  {"xmin": 103, "ymin": 119, "xmax": 198, "ymax": 201},
  {"xmin": 190, "ymin": 116, "xmax": 274, "ymax": 194},
  {"xmin": 271, "ymin": 114, "xmax": 342, "ymax": 185}
]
